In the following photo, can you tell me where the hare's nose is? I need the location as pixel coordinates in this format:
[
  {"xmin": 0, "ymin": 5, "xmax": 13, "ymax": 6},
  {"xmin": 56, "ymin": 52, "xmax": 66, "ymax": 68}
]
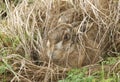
[
  {"xmin": 49, "ymin": 52, "xmax": 53, "ymax": 59},
  {"xmin": 47, "ymin": 48, "xmax": 53, "ymax": 58},
  {"xmin": 47, "ymin": 51, "xmax": 53, "ymax": 59}
]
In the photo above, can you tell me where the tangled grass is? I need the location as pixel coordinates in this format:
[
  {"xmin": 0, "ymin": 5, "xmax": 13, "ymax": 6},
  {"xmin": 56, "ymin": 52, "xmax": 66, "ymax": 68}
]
[{"xmin": 0, "ymin": 0, "xmax": 120, "ymax": 82}]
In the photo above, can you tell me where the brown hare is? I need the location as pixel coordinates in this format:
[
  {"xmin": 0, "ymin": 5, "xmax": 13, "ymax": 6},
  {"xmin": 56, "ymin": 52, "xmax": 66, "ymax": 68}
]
[{"xmin": 46, "ymin": 23, "xmax": 100, "ymax": 68}]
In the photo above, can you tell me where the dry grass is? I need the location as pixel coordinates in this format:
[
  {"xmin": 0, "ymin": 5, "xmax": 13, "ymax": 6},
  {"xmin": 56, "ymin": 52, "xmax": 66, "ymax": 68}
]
[{"xmin": 0, "ymin": 0, "xmax": 120, "ymax": 81}]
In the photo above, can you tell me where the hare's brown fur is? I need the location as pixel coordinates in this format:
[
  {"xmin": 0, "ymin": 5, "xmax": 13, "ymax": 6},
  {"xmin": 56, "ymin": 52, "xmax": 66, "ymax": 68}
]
[{"xmin": 46, "ymin": 23, "xmax": 101, "ymax": 68}]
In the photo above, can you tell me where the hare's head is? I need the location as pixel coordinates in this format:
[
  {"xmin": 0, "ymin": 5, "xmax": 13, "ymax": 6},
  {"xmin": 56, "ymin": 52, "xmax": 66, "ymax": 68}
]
[{"xmin": 47, "ymin": 24, "xmax": 73, "ymax": 60}]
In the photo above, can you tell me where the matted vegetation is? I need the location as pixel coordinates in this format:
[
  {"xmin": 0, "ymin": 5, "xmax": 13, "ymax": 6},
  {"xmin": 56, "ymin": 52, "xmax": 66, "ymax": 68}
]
[{"xmin": 0, "ymin": 0, "xmax": 120, "ymax": 82}]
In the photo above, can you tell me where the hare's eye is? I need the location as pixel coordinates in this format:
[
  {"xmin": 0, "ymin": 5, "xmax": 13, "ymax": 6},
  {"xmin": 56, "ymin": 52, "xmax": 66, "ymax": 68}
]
[{"xmin": 63, "ymin": 33, "xmax": 71, "ymax": 41}]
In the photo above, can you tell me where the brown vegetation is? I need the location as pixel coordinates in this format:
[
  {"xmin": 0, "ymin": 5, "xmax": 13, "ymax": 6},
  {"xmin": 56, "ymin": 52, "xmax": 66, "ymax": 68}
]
[{"xmin": 0, "ymin": 0, "xmax": 120, "ymax": 81}]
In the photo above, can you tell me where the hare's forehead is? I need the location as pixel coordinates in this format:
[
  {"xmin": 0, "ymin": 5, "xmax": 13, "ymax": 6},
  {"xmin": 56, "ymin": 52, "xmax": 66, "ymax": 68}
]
[{"xmin": 50, "ymin": 29, "xmax": 69, "ymax": 37}]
